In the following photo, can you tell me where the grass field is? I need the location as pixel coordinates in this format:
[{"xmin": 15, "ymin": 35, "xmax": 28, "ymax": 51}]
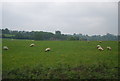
[{"xmin": 2, "ymin": 39, "xmax": 119, "ymax": 79}]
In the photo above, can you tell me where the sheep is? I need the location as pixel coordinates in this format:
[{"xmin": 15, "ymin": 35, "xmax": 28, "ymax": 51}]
[
  {"xmin": 98, "ymin": 46, "xmax": 104, "ymax": 51},
  {"xmin": 97, "ymin": 45, "xmax": 101, "ymax": 48},
  {"xmin": 3, "ymin": 46, "xmax": 9, "ymax": 50},
  {"xmin": 45, "ymin": 48, "xmax": 51, "ymax": 52},
  {"xmin": 107, "ymin": 46, "xmax": 112, "ymax": 51},
  {"xmin": 30, "ymin": 43, "xmax": 35, "ymax": 47}
]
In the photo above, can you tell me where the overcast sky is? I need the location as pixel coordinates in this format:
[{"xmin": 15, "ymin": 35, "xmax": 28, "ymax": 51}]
[{"xmin": 0, "ymin": 1, "xmax": 118, "ymax": 35}]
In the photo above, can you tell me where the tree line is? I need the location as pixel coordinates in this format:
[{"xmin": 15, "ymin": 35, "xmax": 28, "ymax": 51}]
[{"xmin": 0, "ymin": 28, "xmax": 118, "ymax": 41}]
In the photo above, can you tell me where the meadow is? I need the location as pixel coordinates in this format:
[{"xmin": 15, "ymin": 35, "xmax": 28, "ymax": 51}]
[{"xmin": 2, "ymin": 39, "xmax": 119, "ymax": 79}]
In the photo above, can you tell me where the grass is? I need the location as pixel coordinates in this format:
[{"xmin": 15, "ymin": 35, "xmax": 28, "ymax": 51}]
[{"xmin": 2, "ymin": 39, "xmax": 119, "ymax": 79}]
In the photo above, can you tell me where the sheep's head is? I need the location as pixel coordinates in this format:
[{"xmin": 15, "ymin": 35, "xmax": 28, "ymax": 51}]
[{"xmin": 97, "ymin": 45, "xmax": 101, "ymax": 48}]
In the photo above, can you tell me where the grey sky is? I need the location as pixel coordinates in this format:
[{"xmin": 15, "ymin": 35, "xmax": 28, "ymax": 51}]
[{"xmin": 1, "ymin": 2, "xmax": 118, "ymax": 35}]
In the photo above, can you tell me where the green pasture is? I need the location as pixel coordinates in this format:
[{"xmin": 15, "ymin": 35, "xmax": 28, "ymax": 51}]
[{"xmin": 2, "ymin": 39, "xmax": 119, "ymax": 79}]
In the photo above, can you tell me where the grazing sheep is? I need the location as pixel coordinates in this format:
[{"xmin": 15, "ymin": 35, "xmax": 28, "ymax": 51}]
[
  {"xmin": 98, "ymin": 46, "xmax": 104, "ymax": 51},
  {"xmin": 30, "ymin": 43, "xmax": 35, "ymax": 47},
  {"xmin": 97, "ymin": 45, "xmax": 101, "ymax": 48},
  {"xmin": 3, "ymin": 46, "xmax": 9, "ymax": 50},
  {"xmin": 45, "ymin": 48, "xmax": 51, "ymax": 52},
  {"xmin": 107, "ymin": 46, "xmax": 112, "ymax": 50}
]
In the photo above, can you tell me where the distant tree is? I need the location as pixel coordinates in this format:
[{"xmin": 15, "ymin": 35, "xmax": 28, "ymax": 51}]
[
  {"xmin": 2, "ymin": 28, "xmax": 10, "ymax": 34},
  {"xmin": 67, "ymin": 36, "xmax": 79, "ymax": 40},
  {"xmin": 118, "ymin": 35, "xmax": 120, "ymax": 41},
  {"xmin": 55, "ymin": 31, "xmax": 61, "ymax": 35},
  {"xmin": 15, "ymin": 33, "xmax": 24, "ymax": 39},
  {"xmin": 1, "ymin": 28, "xmax": 118, "ymax": 41},
  {"xmin": 68, "ymin": 37, "xmax": 76, "ymax": 40},
  {"xmin": 73, "ymin": 33, "xmax": 76, "ymax": 36},
  {"xmin": 54, "ymin": 31, "xmax": 62, "ymax": 40}
]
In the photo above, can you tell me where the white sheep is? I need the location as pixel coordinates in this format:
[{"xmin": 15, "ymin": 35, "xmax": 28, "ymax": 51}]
[
  {"xmin": 30, "ymin": 43, "xmax": 35, "ymax": 47},
  {"xmin": 3, "ymin": 46, "xmax": 9, "ymax": 50},
  {"xmin": 98, "ymin": 46, "xmax": 104, "ymax": 51},
  {"xmin": 107, "ymin": 46, "xmax": 112, "ymax": 50},
  {"xmin": 45, "ymin": 48, "xmax": 51, "ymax": 52},
  {"xmin": 97, "ymin": 45, "xmax": 101, "ymax": 48}
]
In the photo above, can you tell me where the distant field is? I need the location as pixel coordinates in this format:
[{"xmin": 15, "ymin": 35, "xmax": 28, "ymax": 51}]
[{"xmin": 2, "ymin": 39, "xmax": 119, "ymax": 79}]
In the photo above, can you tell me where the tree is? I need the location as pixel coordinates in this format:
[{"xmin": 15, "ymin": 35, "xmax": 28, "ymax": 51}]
[
  {"xmin": 68, "ymin": 37, "xmax": 76, "ymax": 40},
  {"xmin": 2, "ymin": 28, "xmax": 10, "ymax": 34},
  {"xmin": 1, "ymin": 28, "xmax": 118, "ymax": 41},
  {"xmin": 55, "ymin": 31, "xmax": 61, "ymax": 35}
]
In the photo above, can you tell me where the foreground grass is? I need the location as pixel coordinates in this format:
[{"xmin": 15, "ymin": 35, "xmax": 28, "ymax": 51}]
[
  {"xmin": 2, "ymin": 39, "xmax": 119, "ymax": 79},
  {"xmin": 3, "ymin": 62, "xmax": 118, "ymax": 79}
]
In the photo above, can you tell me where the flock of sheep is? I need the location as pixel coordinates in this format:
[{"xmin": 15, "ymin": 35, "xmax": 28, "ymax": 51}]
[
  {"xmin": 3, "ymin": 41, "xmax": 112, "ymax": 52},
  {"xmin": 97, "ymin": 45, "xmax": 111, "ymax": 51},
  {"xmin": 96, "ymin": 41, "xmax": 112, "ymax": 51},
  {"xmin": 29, "ymin": 43, "xmax": 51, "ymax": 52},
  {"xmin": 3, "ymin": 43, "xmax": 51, "ymax": 52}
]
